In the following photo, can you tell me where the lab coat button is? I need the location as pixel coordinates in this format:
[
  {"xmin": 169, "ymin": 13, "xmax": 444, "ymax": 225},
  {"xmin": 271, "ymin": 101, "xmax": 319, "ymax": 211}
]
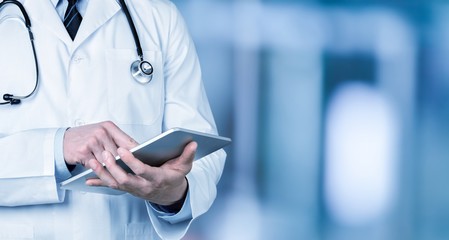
[{"xmin": 72, "ymin": 56, "xmax": 84, "ymax": 64}]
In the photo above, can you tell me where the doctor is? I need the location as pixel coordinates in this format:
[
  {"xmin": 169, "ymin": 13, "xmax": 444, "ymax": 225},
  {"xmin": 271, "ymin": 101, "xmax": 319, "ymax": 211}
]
[{"xmin": 0, "ymin": 0, "xmax": 226, "ymax": 239}]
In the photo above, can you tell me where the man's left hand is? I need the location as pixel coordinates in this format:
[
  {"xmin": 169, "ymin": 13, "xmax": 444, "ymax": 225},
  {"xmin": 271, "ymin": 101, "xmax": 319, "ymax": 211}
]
[{"xmin": 86, "ymin": 141, "xmax": 197, "ymax": 206}]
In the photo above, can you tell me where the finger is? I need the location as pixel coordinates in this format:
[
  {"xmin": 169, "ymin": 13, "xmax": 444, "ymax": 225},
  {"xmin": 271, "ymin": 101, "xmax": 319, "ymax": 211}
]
[
  {"xmin": 99, "ymin": 134, "xmax": 119, "ymax": 158},
  {"xmin": 108, "ymin": 149, "xmax": 156, "ymax": 195},
  {"xmin": 183, "ymin": 141, "xmax": 198, "ymax": 160},
  {"xmin": 100, "ymin": 121, "xmax": 139, "ymax": 150},
  {"xmin": 117, "ymin": 147, "xmax": 158, "ymax": 181},
  {"xmin": 90, "ymin": 144, "xmax": 106, "ymax": 164},
  {"xmin": 85, "ymin": 159, "xmax": 103, "ymax": 186},
  {"xmin": 89, "ymin": 123, "xmax": 119, "ymax": 158},
  {"xmin": 84, "ymin": 130, "xmax": 114, "ymax": 163},
  {"xmin": 175, "ymin": 141, "xmax": 197, "ymax": 164},
  {"xmin": 80, "ymin": 152, "xmax": 96, "ymax": 167},
  {"xmin": 164, "ymin": 141, "xmax": 197, "ymax": 173},
  {"xmin": 102, "ymin": 150, "xmax": 137, "ymax": 186},
  {"xmin": 86, "ymin": 158, "xmax": 118, "ymax": 189}
]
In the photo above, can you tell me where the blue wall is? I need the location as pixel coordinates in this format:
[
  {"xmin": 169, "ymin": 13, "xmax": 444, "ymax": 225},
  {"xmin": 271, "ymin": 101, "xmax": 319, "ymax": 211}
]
[{"xmin": 172, "ymin": 1, "xmax": 449, "ymax": 239}]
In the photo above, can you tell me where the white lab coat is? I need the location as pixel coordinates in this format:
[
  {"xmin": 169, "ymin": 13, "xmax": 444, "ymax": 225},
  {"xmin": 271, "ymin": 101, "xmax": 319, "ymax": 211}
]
[{"xmin": 0, "ymin": 0, "xmax": 226, "ymax": 239}]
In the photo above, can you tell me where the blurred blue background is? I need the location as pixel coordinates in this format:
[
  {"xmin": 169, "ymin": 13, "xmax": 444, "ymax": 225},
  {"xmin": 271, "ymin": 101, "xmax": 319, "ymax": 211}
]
[{"xmin": 171, "ymin": 0, "xmax": 449, "ymax": 239}]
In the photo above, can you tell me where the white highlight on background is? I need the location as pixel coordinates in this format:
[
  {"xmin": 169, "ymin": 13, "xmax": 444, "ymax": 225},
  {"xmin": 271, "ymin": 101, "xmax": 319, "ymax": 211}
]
[{"xmin": 324, "ymin": 82, "xmax": 399, "ymax": 226}]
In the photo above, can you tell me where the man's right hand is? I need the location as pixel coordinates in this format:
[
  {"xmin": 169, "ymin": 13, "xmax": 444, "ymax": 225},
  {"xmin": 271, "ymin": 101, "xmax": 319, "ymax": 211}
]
[{"xmin": 63, "ymin": 121, "xmax": 139, "ymax": 167}]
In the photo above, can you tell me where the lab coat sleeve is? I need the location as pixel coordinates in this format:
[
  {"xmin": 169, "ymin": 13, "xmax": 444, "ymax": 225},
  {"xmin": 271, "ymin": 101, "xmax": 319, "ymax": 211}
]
[
  {"xmin": 145, "ymin": 3, "xmax": 227, "ymax": 240},
  {"xmin": 0, "ymin": 128, "xmax": 65, "ymax": 206},
  {"xmin": 149, "ymin": 190, "xmax": 193, "ymax": 223},
  {"xmin": 146, "ymin": 151, "xmax": 226, "ymax": 240},
  {"xmin": 54, "ymin": 127, "xmax": 73, "ymax": 182}
]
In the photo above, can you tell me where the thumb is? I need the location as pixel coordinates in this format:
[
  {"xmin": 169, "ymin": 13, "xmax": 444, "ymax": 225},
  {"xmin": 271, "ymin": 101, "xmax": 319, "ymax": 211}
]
[{"xmin": 165, "ymin": 141, "xmax": 197, "ymax": 172}]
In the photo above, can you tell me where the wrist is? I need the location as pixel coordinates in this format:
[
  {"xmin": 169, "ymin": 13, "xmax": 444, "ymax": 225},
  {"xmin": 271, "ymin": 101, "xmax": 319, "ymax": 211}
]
[{"xmin": 159, "ymin": 177, "xmax": 189, "ymax": 213}]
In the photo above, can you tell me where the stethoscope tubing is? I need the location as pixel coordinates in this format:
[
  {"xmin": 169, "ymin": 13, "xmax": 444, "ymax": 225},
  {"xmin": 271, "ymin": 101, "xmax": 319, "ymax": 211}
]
[
  {"xmin": 0, "ymin": 0, "xmax": 153, "ymax": 105},
  {"xmin": 118, "ymin": 0, "xmax": 144, "ymax": 61},
  {"xmin": 0, "ymin": 0, "xmax": 39, "ymax": 105}
]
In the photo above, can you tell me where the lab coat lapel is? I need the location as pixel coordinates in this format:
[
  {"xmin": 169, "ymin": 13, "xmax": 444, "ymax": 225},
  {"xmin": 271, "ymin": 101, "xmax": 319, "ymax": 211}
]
[
  {"xmin": 73, "ymin": 0, "xmax": 121, "ymax": 46},
  {"xmin": 23, "ymin": 0, "xmax": 73, "ymax": 45}
]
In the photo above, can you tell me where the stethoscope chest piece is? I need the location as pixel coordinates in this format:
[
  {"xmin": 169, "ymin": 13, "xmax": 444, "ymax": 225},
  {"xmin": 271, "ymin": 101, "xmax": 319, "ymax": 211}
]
[{"xmin": 131, "ymin": 60, "xmax": 153, "ymax": 84}]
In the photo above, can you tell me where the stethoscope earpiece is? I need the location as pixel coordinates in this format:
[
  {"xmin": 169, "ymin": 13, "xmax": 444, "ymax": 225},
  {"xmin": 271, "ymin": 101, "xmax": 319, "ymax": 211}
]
[
  {"xmin": 131, "ymin": 60, "xmax": 153, "ymax": 84},
  {"xmin": 2, "ymin": 94, "xmax": 21, "ymax": 105}
]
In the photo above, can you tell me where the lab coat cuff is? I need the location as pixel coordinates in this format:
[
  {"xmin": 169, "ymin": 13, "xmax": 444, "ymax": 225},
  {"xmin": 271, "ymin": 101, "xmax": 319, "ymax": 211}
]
[
  {"xmin": 149, "ymin": 190, "xmax": 193, "ymax": 223},
  {"xmin": 54, "ymin": 127, "xmax": 71, "ymax": 182},
  {"xmin": 145, "ymin": 187, "xmax": 193, "ymax": 240}
]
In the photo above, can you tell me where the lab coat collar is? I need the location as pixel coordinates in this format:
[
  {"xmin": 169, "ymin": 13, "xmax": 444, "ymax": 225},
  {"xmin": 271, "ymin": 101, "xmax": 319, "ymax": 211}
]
[
  {"xmin": 72, "ymin": 0, "xmax": 121, "ymax": 46},
  {"xmin": 23, "ymin": 0, "xmax": 73, "ymax": 45},
  {"xmin": 49, "ymin": 0, "xmax": 59, "ymax": 7},
  {"xmin": 23, "ymin": 0, "xmax": 121, "ymax": 49}
]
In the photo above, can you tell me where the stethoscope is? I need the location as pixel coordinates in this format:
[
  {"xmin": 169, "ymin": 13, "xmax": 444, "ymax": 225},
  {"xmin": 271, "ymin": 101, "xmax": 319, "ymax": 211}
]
[{"xmin": 0, "ymin": 0, "xmax": 153, "ymax": 105}]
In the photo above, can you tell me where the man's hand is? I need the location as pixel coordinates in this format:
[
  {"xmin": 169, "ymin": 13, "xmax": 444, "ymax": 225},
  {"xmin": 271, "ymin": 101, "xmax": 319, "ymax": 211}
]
[
  {"xmin": 86, "ymin": 141, "xmax": 197, "ymax": 206},
  {"xmin": 63, "ymin": 121, "xmax": 139, "ymax": 166}
]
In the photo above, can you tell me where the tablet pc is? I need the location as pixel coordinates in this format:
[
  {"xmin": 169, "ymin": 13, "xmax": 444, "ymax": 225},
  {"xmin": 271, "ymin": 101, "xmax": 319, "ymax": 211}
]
[{"xmin": 60, "ymin": 128, "xmax": 231, "ymax": 195}]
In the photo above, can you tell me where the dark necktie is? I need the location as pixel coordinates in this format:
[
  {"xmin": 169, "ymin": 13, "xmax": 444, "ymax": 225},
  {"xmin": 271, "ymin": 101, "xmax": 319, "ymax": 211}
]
[{"xmin": 64, "ymin": 0, "xmax": 82, "ymax": 40}]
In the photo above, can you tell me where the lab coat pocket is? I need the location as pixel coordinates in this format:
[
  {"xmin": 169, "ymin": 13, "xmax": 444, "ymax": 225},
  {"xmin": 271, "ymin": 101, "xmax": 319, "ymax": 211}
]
[{"xmin": 106, "ymin": 49, "xmax": 164, "ymax": 125}]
